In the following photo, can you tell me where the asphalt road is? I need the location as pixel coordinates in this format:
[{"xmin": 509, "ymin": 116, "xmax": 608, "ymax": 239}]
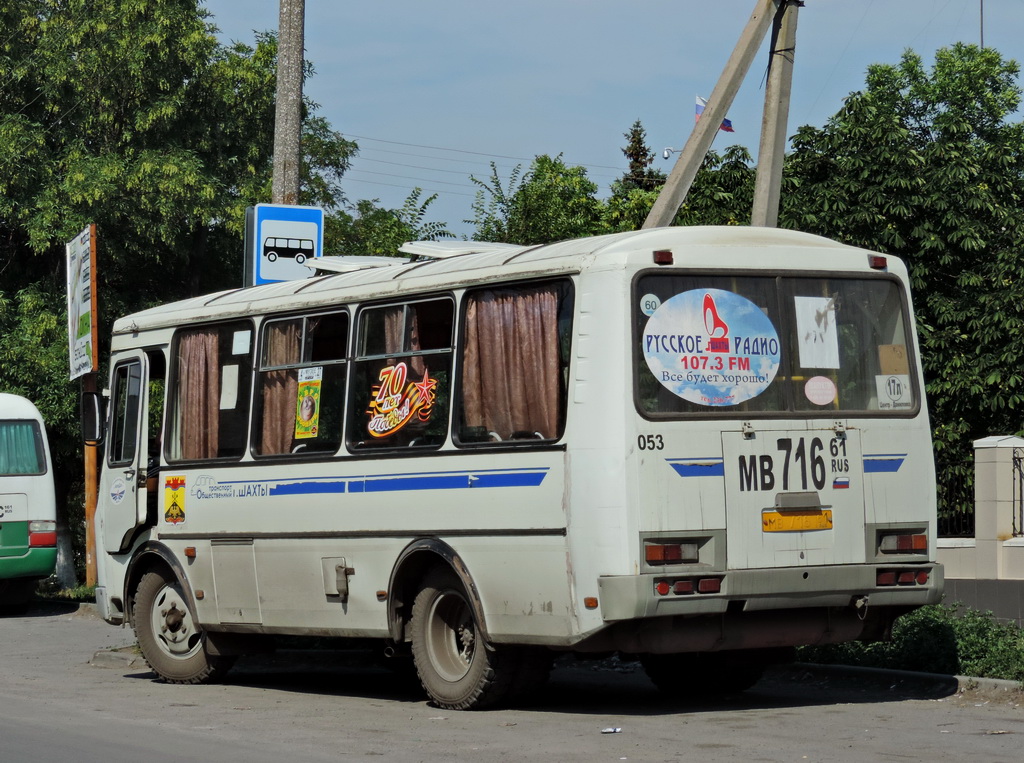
[{"xmin": 1, "ymin": 600, "xmax": 1022, "ymax": 762}]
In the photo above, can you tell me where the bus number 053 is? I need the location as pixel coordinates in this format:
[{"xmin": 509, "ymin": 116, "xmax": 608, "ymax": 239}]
[{"xmin": 637, "ymin": 434, "xmax": 664, "ymax": 451}]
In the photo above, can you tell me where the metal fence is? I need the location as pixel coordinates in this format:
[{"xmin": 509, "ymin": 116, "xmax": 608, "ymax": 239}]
[
  {"xmin": 1014, "ymin": 448, "xmax": 1024, "ymax": 538},
  {"xmin": 937, "ymin": 508, "xmax": 975, "ymax": 538}
]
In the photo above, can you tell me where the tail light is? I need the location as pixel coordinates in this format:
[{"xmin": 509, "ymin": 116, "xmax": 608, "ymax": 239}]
[
  {"xmin": 645, "ymin": 541, "xmax": 699, "ymax": 565},
  {"xmin": 29, "ymin": 520, "xmax": 57, "ymax": 547},
  {"xmin": 879, "ymin": 532, "xmax": 927, "ymax": 554}
]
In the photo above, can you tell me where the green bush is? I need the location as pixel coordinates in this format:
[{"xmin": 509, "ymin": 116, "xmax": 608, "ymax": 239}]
[{"xmin": 798, "ymin": 604, "xmax": 1024, "ymax": 682}]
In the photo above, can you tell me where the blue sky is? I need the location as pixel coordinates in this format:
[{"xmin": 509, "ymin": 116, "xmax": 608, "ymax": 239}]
[{"xmin": 204, "ymin": 0, "xmax": 1024, "ymax": 238}]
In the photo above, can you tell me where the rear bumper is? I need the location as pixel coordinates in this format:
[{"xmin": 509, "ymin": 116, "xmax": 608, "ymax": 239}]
[
  {"xmin": 0, "ymin": 548, "xmax": 57, "ymax": 580},
  {"xmin": 599, "ymin": 562, "xmax": 944, "ymax": 621},
  {"xmin": 576, "ymin": 563, "xmax": 944, "ymax": 654}
]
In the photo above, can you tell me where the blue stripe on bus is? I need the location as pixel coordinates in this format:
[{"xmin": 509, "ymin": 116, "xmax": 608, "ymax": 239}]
[
  {"xmin": 269, "ymin": 481, "xmax": 347, "ymax": 496},
  {"xmin": 863, "ymin": 454, "xmax": 906, "ymax": 473},
  {"xmin": 666, "ymin": 458, "xmax": 725, "ymax": 477},
  {"xmin": 254, "ymin": 468, "xmax": 553, "ymax": 495}
]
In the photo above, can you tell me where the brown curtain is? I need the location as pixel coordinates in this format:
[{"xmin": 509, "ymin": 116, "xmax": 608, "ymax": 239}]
[
  {"xmin": 259, "ymin": 321, "xmax": 301, "ymax": 454},
  {"xmin": 384, "ymin": 305, "xmax": 425, "ymax": 376},
  {"xmin": 177, "ymin": 329, "xmax": 220, "ymax": 460},
  {"xmin": 462, "ymin": 285, "xmax": 561, "ymax": 439}
]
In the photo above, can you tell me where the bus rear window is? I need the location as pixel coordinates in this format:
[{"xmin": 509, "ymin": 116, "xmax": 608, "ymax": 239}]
[
  {"xmin": 0, "ymin": 420, "xmax": 46, "ymax": 475},
  {"xmin": 635, "ymin": 273, "xmax": 917, "ymax": 416}
]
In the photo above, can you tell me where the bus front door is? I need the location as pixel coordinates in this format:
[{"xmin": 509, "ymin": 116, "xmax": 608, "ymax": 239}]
[{"xmin": 100, "ymin": 353, "xmax": 154, "ymax": 553}]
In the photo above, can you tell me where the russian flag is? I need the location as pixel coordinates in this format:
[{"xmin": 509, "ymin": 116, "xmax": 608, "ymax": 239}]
[
  {"xmin": 696, "ymin": 96, "xmax": 734, "ymax": 132},
  {"xmin": 832, "ymin": 477, "xmax": 850, "ymax": 490}
]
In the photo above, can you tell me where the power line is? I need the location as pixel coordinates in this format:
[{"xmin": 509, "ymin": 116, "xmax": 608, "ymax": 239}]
[
  {"xmin": 346, "ymin": 132, "xmax": 626, "ymax": 174},
  {"xmin": 341, "ymin": 175, "xmax": 475, "ymax": 198}
]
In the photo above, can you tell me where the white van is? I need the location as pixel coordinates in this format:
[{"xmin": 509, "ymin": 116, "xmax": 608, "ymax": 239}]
[{"xmin": 0, "ymin": 393, "xmax": 57, "ymax": 610}]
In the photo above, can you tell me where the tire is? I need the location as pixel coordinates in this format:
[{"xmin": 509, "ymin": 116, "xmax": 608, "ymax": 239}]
[
  {"xmin": 133, "ymin": 570, "xmax": 233, "ymax": 684},
  {"xmin": 410, "ymin": 568, "xmax": 514, "ymax": 710},
  {"xmin": 641, "ymin": 651, "xmax": 765, "ymax": 696},
  {"xmin": 267, "ymin": 252, "xmax": 277, "ymax": 262},
  {"xmin": 295, "ymin": 253, "xmax": 306, "ymax": 265}
]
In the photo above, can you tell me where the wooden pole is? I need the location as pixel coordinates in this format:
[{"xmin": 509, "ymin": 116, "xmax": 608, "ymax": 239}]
[
  {"xmin": 272, "ymin": 0, "xmax": 304, "ymax": 205},
  {"xmin": 751, "ymin": 0, "xmax": 799, "ymax": 228},
  {"xmin": 84, "ymin": 224, "xmax": 98, "ymax": 587},
  {"xmin": 643, "ymin": 0, "xmax": 779, "ymax": 229}
]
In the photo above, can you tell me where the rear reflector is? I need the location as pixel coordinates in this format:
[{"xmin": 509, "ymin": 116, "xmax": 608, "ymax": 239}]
[
  {"xmin": 697, "ymin": 577, "xmax": 722, "ymax": 594},
  {"xmin": 876, "ymin": 571, "xmax": 897, "ymax": 586},
  {"xmin": 672, "ymin": 580, "xmax": 694, "ymax": 595},
  {"xmin": 653, "ymin": 249, "xmax": 674, "ymax": 265},
  {"xmin": 28, "ymin": 521, "xmax": 57, "ymax": 548},
  {"xmin": 868, "ymin": 254, "xmax": 887, "ymax": 270},
  {"xmin": 655, "ymin": 581, "xmax": 671, "ymax": 596},
  {"xmin": 877, "ymin": 568, "xmax": 930, "ymax": 587}
]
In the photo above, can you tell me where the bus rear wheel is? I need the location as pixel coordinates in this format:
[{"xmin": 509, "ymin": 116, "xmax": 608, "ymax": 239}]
[
  {"xmin": 133, "ymin": 569, "xmax": 233, "ymax": 684},
  {"xmin": 410, "ymin": 568, "xmax": 514, "ymax": 710}
]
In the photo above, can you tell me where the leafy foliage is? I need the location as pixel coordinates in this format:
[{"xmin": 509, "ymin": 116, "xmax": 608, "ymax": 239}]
[
  {"xmin": 469, "ymin": 155, "xmax": 601, "ymax": 245},
  {"xmin": 328, "ymin": 189, "xmax": 452, "ymax": 256},
  {"xmin": 781, "ymin": 44, "xmax": 1024, "ymax": 516},
  {"xmin": 0, "ymin": 0, "xmax": 355, "ymax": 579},
  {"xmin": 799, "ymin": 604, "xmax": 1024, "ymax": 681}
]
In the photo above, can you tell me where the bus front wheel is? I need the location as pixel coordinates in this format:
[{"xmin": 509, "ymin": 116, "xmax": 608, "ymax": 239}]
[
  {"xmin": 133, "ymin": 569, "xmax": 233, "ymax": 684},
  {"xmin": 410, "ymin": 568, "xmax": 513, "ymax": 710}
]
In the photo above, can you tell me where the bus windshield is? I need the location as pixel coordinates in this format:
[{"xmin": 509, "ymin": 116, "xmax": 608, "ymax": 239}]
[{"xmin": 635, "ymin": 273, "xmax": 916, "ymax": 417}]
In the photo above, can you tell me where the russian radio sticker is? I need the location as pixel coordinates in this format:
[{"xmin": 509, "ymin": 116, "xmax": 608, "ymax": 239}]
[{"xmin": 642, "ymin": 289, "xmax": 781, "ymax": 406}]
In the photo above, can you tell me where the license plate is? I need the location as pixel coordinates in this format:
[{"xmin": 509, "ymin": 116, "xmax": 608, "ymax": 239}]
[{"xmin": 761, "ymin": 509, "xmax": 833, "ymax": 532}]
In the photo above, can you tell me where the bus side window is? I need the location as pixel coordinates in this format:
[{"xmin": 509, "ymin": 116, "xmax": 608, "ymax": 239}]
[
  {"xmin": 347, "ymin": 298, "xmax": 453, "ymax": 450},
  {"xmin": 254, "ymin": 311, "xmax": 348, "ymax": 456},
  {"xmin": 457, "ymin": 280, "xmax": 573, "ymax": 445},
  {"xmin": 168, "ymin": 322, "xmax": 253, "ymax": 461}
]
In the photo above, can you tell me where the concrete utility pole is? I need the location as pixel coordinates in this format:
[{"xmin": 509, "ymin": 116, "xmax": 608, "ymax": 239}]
[
  {"xmin": 643, "ymin": 0, "xmax": 779, "ymax": 229},
  {"xmin": 751, "ymin": 0, "xmax": 800, "ymax": 227},
  {"xmin": 272, "ymin": 0, "xmax": 304, "ymax": 205}
]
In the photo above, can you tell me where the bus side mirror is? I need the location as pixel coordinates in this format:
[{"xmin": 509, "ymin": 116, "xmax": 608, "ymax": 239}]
[{"xmin": 81, "ymin": 390, "xmax": 104, "ymax": 445}]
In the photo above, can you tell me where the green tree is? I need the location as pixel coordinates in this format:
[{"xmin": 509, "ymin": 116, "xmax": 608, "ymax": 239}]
[
  {"xmin": 328, "ymin": 189, "xmax": 452, "ymax": 257},
  {"xmin": 469, "ymin": 154, "xmax": 601, "ymax": 244},
  {"xmin": 781, "ymin": 44, "xmax": 1024, "ymax": 516},
  {"xmin": 619, "ymin": 119, "xmax": 665, "ymax": 193},
  {"xmin": 0, "ymin": 0, "xmax": 356, "ymax": 579},
  {"xmin": 603, "ymin": 145, "xmax": 756, "ymax": 232}
]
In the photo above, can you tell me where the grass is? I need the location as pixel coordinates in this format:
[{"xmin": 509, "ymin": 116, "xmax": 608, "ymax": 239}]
[
  {"xmin": 798, "ymin": 604, "xmax": 1024, "ymax": 682},
  {"xmin": 35, "ymin": 578, "xmax": 96, "ymax": 602}
]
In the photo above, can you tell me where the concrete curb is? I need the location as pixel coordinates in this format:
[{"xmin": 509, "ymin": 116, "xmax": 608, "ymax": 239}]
[{"xmin": 780, "ymin": 661, "xmax": 1024, "ymax": 695}]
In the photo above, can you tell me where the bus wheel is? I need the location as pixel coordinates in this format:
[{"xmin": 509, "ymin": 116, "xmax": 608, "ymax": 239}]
[
  {"xmin": 295, "ymin": 253, "xmax": 306, "ymax": 265},
  {"xmin": 267, "ymin": 252, "xmax": 277, "ymax": 262},
  {"xmin": 410, "ymin": 568, "xmax": 512, "ymax": 710},
  {"xmin": 133, "ymin": 570, "xmax": 233, "ymax": 684}
]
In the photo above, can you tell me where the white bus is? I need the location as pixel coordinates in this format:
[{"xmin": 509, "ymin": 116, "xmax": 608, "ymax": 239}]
[
  {"xmin": 92, "ymin": 226, "xmax": 942, "ymax": 709},
  {"xmin": 0, "ymin": 393, "xmax": 57, "ymax": 611}
]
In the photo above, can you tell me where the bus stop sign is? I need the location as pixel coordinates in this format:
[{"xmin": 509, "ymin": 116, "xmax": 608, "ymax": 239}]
[{"xmin": 244, "ymin": 204, "xmax": 325, "ymax": 286}]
